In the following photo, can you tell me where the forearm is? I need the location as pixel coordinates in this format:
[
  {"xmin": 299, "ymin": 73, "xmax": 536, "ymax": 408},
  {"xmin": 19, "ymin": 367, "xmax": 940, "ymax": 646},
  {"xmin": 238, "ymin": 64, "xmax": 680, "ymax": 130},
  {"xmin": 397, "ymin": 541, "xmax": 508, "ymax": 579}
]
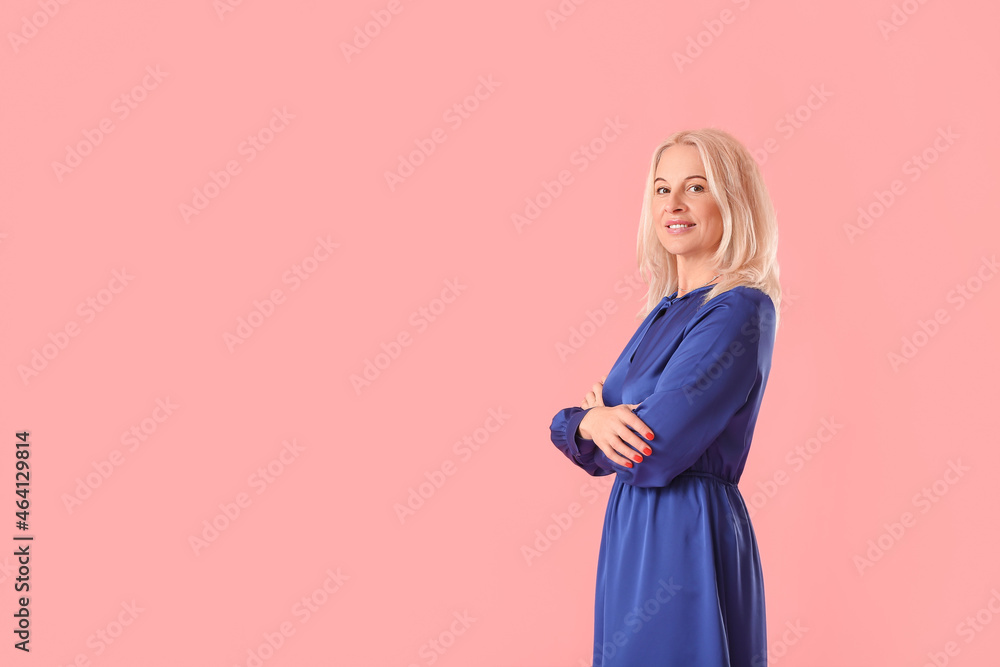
[{"xmin": 549, "ymin": 407, "xmax": 616, "ymax": 477}]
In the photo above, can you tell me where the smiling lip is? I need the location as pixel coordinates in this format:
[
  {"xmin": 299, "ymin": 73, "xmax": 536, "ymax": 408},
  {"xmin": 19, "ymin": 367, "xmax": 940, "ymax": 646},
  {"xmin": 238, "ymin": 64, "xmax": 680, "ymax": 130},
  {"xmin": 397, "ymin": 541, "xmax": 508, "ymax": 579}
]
[{"xmin": 666, "ymin": 220, "xmax": 696, "ymax": 229}]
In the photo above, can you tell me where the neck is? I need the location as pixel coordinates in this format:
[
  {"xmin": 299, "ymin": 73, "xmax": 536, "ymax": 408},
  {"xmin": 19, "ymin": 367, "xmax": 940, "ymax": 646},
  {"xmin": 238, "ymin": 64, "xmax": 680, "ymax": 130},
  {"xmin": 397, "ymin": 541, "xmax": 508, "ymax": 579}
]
[{"xmin": 675, "ymin": 259, "xmax": 720, "ymax": 294}]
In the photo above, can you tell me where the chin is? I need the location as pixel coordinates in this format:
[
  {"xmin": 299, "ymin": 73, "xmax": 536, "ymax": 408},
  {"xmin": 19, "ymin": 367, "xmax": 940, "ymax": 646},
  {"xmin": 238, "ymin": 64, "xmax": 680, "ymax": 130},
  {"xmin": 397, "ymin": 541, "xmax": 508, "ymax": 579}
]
[{"xmin": 656, "ymin": 238, "xmax": 686, "ymax": 254}]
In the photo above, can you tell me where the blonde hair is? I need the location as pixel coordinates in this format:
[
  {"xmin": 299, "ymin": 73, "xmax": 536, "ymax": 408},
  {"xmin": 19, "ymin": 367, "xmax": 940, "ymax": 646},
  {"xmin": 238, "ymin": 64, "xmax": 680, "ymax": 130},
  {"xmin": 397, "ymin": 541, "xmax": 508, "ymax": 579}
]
[{"xmin": 635, "ymin": 127, "xmax": 782, "ymax": 329}]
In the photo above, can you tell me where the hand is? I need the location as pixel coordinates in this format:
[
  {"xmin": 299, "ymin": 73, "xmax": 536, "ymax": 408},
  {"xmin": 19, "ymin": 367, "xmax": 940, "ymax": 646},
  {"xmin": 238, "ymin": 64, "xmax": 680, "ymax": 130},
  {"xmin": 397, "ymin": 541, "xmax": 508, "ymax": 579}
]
[
  {"xmin": 578, "ymin": 403, "xmax": 653, "ymax": 469},
  {"xmin": 580, "ymin": 375, "xmax": 608, "ymax": 410}
]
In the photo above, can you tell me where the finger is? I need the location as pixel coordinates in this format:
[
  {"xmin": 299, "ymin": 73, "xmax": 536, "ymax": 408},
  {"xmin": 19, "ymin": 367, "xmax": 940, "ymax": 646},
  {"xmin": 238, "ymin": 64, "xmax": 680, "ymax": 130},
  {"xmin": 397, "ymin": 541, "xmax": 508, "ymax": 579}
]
[
  {"xmin": 621, "ymin": 427, "xmax": 653, "ymax": 456},
  {"xmin": 615, "ymin": 427, "xmax": 652, "ymax": 457},
  {"xmin": 592, "ymin": 382, "xmax": 606, "ymax": 407},
  {"xmin": 623, "ymin": 405, "xmax": 652, "ymax": 441},
  {"xmin": 611, "ymin": 435, "xmax": 645, "ymax": 463},
  {"xmin": 629, "ymin": 415, "xmax": 654, "ymax": 443},
  {"xmin": 597, "ymin": 439, "xmax": 635, "ymax": 468}
]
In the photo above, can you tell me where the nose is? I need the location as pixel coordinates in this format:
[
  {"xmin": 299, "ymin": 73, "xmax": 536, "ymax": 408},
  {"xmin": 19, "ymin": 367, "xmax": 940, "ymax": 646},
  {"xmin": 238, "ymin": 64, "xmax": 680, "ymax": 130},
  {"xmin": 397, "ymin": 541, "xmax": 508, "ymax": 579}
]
[{"xmin": 663, "ymin": 190, "xmax": 686, "ymax": 213}]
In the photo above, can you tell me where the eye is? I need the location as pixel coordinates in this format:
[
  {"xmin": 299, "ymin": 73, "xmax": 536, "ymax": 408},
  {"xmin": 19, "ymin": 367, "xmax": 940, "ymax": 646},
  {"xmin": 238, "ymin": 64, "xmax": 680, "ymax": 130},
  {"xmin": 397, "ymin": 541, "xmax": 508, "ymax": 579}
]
[
  {"xmin": 688, "ymin": 184, "xmax": 706, "ymax": 193},
  {"xmin": 655, "ymin": 186, "xmax": 669, "ymax": 195}
]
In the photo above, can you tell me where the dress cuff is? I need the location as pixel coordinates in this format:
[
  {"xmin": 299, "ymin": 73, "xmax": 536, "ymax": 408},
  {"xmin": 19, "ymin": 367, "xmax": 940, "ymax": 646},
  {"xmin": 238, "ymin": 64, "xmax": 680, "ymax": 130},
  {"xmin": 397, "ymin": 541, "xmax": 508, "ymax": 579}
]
[{"xmin": 564, "ymin": 407, "xmax": 597, "ymax": 458}]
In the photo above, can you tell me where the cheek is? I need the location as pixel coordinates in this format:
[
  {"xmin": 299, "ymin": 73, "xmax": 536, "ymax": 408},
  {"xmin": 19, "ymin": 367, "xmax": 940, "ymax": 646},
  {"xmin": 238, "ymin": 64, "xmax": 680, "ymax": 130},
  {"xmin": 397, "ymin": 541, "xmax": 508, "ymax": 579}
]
[
  {"xmin": 697, "ymin": 204, "xmax": 722, "ymax": 233},
  {"xmin": 705, "ymin": 207, "xmax": 723, "ymax": 236},
  {"xmin": 711, "ymin": 216, "xmax": 724, "ymax": 237}
]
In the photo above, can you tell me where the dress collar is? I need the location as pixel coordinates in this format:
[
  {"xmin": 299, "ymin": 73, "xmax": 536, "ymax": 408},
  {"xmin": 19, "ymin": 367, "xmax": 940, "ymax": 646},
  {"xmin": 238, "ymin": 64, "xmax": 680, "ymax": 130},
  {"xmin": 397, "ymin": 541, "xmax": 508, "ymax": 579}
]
[{"xmin": 664, "ymin": 283, "xmax": 714, "ymax": 302}]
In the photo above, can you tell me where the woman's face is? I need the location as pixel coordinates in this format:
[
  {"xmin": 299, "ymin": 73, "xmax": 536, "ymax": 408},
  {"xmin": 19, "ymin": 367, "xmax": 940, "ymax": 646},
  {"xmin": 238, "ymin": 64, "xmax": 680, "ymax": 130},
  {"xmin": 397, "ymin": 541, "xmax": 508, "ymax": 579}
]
[{"xmin": 652, "ymin": 144, "xmax": 724, "ymax": 266}]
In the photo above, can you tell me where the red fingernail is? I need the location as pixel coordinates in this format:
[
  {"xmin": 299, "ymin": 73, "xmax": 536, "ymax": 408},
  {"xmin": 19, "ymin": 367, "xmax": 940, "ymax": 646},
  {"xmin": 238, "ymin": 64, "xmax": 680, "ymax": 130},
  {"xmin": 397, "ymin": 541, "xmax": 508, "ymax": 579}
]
[
  {"xmin": 643, "ymin": 447, "xmax": 652, "ymax": 455},
  {"xmin": 625, "ymin": 461, "xmax": 633, "ymax": 468},
  {"xmin": 646, "ymin": 432, "xmax": 654, "ymax": 440},
  {"xmin": 633, "ymin": 454, "xmax": 642, "ymax": 462}
]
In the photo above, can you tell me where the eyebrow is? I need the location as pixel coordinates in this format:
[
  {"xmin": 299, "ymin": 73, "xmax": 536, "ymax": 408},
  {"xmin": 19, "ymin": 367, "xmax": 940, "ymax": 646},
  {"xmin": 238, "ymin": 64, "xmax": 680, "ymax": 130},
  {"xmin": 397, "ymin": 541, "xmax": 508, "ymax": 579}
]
[{"xmin": 654, "ymin": 175, "xmax": 707, "ymax": 183}]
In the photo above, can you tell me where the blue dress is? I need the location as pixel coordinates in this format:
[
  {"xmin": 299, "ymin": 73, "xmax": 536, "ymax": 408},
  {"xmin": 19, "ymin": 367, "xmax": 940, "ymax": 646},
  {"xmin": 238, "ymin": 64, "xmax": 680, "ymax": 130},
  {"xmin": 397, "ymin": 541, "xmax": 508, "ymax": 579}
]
[{"xmin": 549, "ymin": 285, "xmax": 776, "ymax": 666}]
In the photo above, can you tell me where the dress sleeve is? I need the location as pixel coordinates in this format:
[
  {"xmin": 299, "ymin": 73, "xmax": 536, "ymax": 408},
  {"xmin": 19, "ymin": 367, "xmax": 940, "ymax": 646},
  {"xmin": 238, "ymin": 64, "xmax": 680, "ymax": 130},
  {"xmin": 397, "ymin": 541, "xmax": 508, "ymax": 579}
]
[
  {"xmin": 549, "ymin": 406, "xmax": 616, "ymax": 477},
  {"xmin": 592, "ymin": 291, "xmax": 774, "ymax": 488}
]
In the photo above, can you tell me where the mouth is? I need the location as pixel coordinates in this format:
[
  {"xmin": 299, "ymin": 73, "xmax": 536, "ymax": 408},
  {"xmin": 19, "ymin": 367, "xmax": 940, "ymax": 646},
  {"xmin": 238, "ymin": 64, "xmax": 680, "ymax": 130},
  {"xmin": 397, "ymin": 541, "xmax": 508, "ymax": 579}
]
[{"xmin": 666, "ymin": 221, "xmax": 696, "ymax": 230}]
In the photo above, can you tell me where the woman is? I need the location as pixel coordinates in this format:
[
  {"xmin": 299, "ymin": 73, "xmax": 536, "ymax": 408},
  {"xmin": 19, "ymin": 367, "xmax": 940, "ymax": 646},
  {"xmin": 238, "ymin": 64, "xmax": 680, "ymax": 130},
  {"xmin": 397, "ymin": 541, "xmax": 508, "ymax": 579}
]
[{"xmin": 549, "ymin": 127, "xmax": 781, "ymax": 666}]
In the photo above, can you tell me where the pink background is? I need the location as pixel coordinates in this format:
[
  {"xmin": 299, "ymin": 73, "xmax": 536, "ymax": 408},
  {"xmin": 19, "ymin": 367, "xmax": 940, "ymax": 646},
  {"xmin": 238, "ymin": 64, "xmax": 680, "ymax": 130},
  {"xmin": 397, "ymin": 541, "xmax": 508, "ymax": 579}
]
[{"xmin": 2, "ymin": 1, "xmax": 999, "ymax": 665}]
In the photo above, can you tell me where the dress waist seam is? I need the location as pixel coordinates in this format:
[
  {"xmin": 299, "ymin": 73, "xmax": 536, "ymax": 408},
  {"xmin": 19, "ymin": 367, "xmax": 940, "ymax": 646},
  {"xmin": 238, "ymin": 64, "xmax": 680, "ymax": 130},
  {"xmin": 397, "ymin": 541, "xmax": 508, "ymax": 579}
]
[{"xmin": 674, "ymin": 470, "xmax": 737, "ymax": 487}]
